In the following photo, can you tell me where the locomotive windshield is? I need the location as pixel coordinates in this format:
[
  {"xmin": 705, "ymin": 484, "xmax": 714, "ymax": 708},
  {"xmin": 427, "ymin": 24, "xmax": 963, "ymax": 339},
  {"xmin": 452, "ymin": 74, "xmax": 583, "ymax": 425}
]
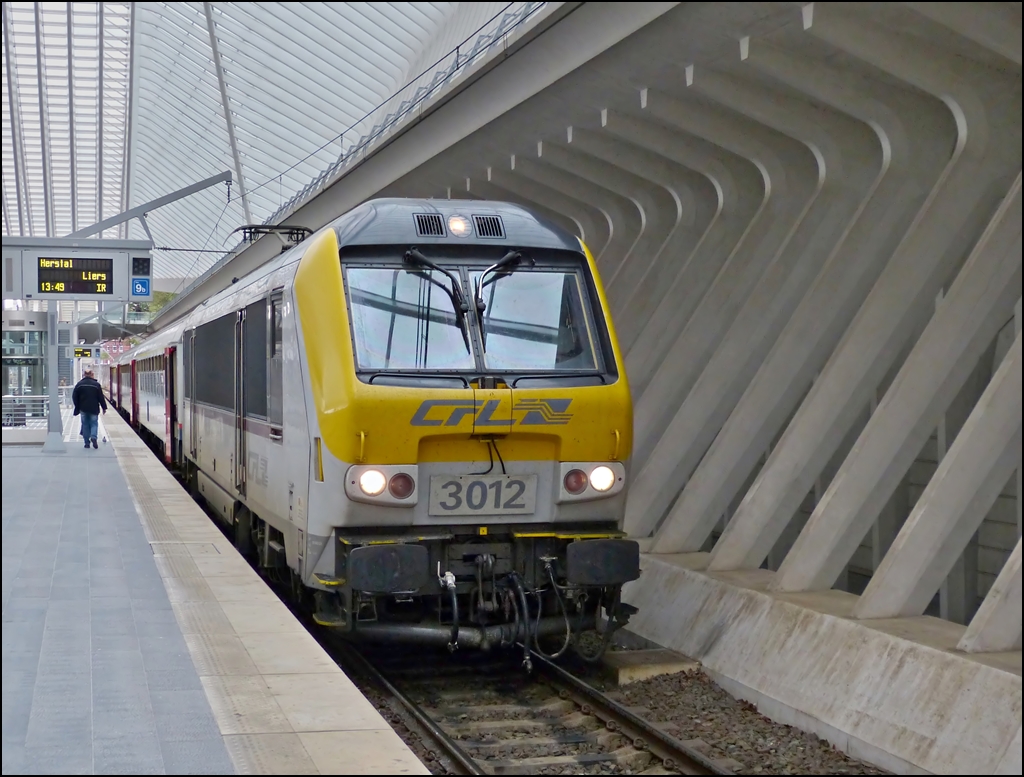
[
  {"xmin": 473, "ymin": 269, "xmax": 598, "ymax": 371},
  {"xmin": 347, "ymin": 268, "xmax": 476, "ymax": 371},
  {"xmin": 343, "ymin": 256, "xmax": 605, "ymax": 378}
]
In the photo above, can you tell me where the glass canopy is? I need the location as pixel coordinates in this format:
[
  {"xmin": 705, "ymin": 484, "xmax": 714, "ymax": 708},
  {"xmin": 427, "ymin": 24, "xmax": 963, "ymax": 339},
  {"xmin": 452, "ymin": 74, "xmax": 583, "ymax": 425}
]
[{"xmin": 3, "ymin": 2, "xmax": 542, "ymax": 289}]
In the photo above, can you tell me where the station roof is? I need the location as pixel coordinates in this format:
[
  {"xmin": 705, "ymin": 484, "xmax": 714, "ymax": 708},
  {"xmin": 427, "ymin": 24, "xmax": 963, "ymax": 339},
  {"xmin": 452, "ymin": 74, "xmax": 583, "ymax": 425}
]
[{"xmin": 2, "ymin": 1, "xmax": 538, "ymax": 287}]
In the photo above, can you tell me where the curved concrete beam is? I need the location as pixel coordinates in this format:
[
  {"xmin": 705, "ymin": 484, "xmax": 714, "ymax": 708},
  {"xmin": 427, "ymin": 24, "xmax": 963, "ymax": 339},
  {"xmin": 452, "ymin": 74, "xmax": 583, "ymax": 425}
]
[
  {"xmin": 533, "ymin": 140, "xmax": 677, "ymax": 296},
  {"xmin": 510, "ymin": 154, "xmax": 642, "ymax": 272},
  {"xmin": 681, "ymin": 36, "xmax": 957, "ymax": 565},
  {"xmin": 463, "ymin": 176, "xmax": 584, "ymax": 239},
  {"xmin": 554, "ymin": 132, "xmax": 688, "ymax": 314},
  {"xmin": 568, "ymin": 126, "xmax": 721, "ymax": 353},
  {"xmin": 707, "ymin": 1, "xmax": 1022, "ymax": 572},
  {"xmin": 630, "ymin": 86, "xmax": 821, "ymax": 470},
  {"xmin": 641, "ymin": 59, "xmax": 884, "ymax": 544},
  {"xmin": 903, "ymin": 1, "xmax": 1022, "ymax": 66},
  {"xmin": 483, "ymin": 164, "xmax": 611, "ymax": 256},
  {"xmin": 599, "ymin": 110, "xmax": 766, "ymax": 356}
]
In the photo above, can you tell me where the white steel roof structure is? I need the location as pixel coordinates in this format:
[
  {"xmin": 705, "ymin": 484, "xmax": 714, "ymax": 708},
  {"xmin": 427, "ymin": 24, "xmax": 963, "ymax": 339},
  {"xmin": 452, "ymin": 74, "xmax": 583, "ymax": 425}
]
[{"xmin": 3, "ymin": 1, "xmax": 542, "ymax": 288}]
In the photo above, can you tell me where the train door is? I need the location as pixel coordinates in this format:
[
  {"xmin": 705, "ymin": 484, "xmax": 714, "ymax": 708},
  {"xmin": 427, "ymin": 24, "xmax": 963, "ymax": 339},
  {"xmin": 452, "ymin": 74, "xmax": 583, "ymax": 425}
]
[
  {"xmin": 187, "ymin": 329, "xmax": 198, "ymax": 459},
  {"xmin": 268, "ymin": 291, "xmax": 284, "ymax": 439},
  {"xmin": 234, "ymin": 309, "xmax": 246, "ymax": 496},
  {"xmin": 165, "ymin": 346, "xmax": 176, "ymax": 464},
  {"xmin": 130, "ymin": 359, "xmax": 139, "ymax": 426}
]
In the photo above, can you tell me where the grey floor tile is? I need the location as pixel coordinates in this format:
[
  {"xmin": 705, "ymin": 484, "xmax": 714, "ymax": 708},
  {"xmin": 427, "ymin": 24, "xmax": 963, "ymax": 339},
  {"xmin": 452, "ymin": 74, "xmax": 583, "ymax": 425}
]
[
  {"xmin": 92, "ymin": 693, "xmax": 153, "ymax": 714},
  {"xmin": 50, "ymin": 585, "xmax": 93, "ymax": 601},
  {"xmin": 91, "ymin": 587, "xmax": 132, "ymax": 599},
  {"xmin": 24, "ymin": 711, "xmax": 91, "ymax": 747},
  {"xmin": 14, "ymin": 567, "xmax": 55, "ymax": 581},
  {"xmin": 137, "ymin": 621, "xmax": 189, "ymax": 640},
  {"xmin": 17, "ymin": 743, "xmax": 93, "ymax": 775},
  {"xmin": 131, "ymin": 585, "xmax": 174, "ymax": 601},
  {"xmin": 0, "ymin": 742, "xmax": 27, "ymax": 773},
  {"xmin": 9, "ymin": 583, "xmax": 52, "ymax": 598},
  {"xmin": 2, "ymin": 706, "xmax": 32, "ymax": 744},
  {"xmin": 1, "ymin": 653, "xmax": 41, "ymax": 674},
  {"xmin": 132, "ymin": 608, "xmax": 178, "ymax": 625},
  {"xmin": 2, "ymin": 626, "xmax": 45, "ymax": 654},
  {"xmin": 161, "ymin": 739, "xmax": 235, "ymax": 775},
  {"xmin": 148, "ymin": 690, "xmax": 212, "ymax": 716},
  {"xmin": 145, "ymin": 670, "xmax": 203, "ymax": 692},
  {"xmin": 94, "ymin": 634, "xmax": 141, "ymax": 651},
  {"xmin": 90, "ymin": 619, "xmax": 136, "ymax": 637},
  {"xmin": 91, "ymin": 597, "xmax": 135, "ymax": 611},
  {"xmin": 93, "ymin": 708, "xmax": 160, "ymax": 739},
  {"xmin": 155, "ymin": 711, "xmax": 222, "ymax": 743},
  {"xmin": 95, "ymin": 734, "xmax": 166, "ymax": 775}
]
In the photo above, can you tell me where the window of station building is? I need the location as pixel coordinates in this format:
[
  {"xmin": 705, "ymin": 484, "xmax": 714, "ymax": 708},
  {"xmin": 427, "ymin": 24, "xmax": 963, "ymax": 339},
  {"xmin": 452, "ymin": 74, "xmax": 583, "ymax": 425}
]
[
  {"xmin": 193, "ymin": 313, "xmax": 235, "ymax": 410},
  {"xmin": 243, "ymin": 299, "xmax": 267, "ymax": 419}
]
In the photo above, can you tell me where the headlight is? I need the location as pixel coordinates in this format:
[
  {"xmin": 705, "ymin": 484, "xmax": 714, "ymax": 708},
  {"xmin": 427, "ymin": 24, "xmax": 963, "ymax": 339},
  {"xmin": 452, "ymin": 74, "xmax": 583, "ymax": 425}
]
[
  {"xmin": 358, "ymin": 469, "xmax": 387, "ymax": 496},
  {"xmin": 448, "ymin": 215, "xmax": 470, "ymax": 237},
  {"xmin": 590, "ymin": 465, "xmax": 616, "ymax": 492}
]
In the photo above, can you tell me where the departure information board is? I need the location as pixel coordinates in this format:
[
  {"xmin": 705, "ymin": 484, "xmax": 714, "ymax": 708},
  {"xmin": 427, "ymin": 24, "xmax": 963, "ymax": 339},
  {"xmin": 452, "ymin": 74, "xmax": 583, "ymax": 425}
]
[{"xmin": 37, "ymin": 257, "xmax": 114, "ymax": 295}]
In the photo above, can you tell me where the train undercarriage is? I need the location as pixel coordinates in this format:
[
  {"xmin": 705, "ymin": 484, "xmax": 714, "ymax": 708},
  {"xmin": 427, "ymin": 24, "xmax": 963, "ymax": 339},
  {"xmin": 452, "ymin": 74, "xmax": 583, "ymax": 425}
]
[
  {"xmin": 173, "ymin": 457, "xmax": 642, "ymax": 664},
  {"xmin": 311, "ymin": 526, "xmax": 641, "ymax": 666}
]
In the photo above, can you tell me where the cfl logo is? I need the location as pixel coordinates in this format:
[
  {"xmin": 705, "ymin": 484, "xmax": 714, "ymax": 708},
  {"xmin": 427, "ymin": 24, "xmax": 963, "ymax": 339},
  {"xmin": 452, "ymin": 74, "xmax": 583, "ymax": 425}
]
[{"xmin": 410, "ymin": 398, "xmax": 573, "ymax": 427}]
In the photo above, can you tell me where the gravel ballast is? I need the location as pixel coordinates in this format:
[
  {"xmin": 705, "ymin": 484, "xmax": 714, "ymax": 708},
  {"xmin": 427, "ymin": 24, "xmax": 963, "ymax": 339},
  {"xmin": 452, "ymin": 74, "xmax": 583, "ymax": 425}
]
[{"xmin": 590, "ymin": 666, "xmax": 888, "ymax": 775}]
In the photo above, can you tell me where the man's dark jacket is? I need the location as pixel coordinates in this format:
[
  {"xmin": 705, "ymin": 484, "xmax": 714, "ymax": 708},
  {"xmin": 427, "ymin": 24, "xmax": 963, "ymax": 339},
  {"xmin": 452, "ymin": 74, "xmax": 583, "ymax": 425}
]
[{"xmin": 72, "ymin": 376, "xmax": 108, "ymax": 416}]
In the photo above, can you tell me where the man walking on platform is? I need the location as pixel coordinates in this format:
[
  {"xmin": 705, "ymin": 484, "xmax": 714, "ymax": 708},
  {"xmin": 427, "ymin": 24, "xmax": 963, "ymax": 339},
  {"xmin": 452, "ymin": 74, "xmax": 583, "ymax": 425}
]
[{"xmin": 72, "ymin": 369, "xmax": 107, "ymax": 449}]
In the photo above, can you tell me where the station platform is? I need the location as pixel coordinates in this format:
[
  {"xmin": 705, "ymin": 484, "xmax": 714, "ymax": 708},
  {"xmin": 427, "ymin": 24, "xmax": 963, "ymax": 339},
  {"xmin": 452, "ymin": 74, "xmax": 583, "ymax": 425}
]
[{"xmin": 2, "ymin": 411, "xmax": 429, "ymax": 775}]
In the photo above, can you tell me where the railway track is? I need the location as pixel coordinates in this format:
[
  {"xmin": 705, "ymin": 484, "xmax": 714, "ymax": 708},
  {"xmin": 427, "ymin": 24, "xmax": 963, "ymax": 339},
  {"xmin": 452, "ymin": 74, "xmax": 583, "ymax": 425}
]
[{"xmin": 334, "ymin": 641, "xmax": 732, "ymax": 776}]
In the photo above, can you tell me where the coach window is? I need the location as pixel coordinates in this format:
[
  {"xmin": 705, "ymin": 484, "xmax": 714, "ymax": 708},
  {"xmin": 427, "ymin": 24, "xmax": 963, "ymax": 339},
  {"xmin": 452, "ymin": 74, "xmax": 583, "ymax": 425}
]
[
  {"xmin": 243, "ymin": 300, "xmax": 268, "ymax": 419},
  {"xmin": 183, "ymin": 332, "xmax": 192, "ymax": 400},
  {"xmin": 268, "ymin": 292, "xmax": 284, "ymax": 428}
]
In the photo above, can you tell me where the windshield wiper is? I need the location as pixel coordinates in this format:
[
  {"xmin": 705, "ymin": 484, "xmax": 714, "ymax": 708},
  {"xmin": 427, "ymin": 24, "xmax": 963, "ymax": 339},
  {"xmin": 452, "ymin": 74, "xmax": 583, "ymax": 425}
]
[
  {"xmin": 474, "ymin": 250, "xmax": 523, "ymax": 318},
  {"xmin": 404, "ymin": 248, "xmax": 471, "ymax": 352}
]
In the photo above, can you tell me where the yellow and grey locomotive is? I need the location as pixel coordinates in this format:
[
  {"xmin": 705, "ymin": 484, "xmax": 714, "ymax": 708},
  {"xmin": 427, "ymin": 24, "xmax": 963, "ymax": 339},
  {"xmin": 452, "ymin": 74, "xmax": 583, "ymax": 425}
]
[{"xmin": 113, "ymin": 199, "xmax": 639, "ymax": 660}]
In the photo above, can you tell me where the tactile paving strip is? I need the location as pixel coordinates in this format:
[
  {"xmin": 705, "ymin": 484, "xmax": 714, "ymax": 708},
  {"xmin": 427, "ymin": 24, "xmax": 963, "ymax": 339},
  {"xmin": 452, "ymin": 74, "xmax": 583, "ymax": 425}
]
[
  {"xmin": 223, "ymin": 733, "xmax": 319, "ymax": 775},
  {"xmin": 184, "ymin": 632, "xmax": 261, "ymax": 676}
]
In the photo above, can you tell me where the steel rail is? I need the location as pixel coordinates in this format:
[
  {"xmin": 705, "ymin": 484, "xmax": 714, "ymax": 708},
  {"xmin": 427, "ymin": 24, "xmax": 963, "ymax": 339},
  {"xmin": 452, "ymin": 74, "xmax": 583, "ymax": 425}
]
[
  {"xmin": 531, "ymin": 651, "xmax": 733, "ymax": 776},
  {"xmin": 334, "ymin": 640, "xmax": 484, "ymax": 776}
]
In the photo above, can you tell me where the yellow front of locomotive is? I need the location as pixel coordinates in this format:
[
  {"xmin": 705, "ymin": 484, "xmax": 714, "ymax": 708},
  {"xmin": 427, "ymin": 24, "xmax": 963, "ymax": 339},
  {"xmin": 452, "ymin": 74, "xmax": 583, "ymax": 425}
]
[{"xmin": 295, "ymin": 200, "xmax": 638, "ymax": 654}]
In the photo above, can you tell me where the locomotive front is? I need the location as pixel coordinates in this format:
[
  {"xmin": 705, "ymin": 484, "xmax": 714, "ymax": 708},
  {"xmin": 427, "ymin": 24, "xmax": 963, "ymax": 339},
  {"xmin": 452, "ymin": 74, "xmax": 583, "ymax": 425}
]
[{"xmin": 296, "ymin": 200, "xmax": 639, "ymax": 660}]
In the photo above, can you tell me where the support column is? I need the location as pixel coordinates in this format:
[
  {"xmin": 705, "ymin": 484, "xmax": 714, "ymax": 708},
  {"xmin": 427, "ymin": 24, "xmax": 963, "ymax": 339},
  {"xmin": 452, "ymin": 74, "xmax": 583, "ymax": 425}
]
[
  {"xmin": 957, "ymin": 538, "xmax": 1023, "ymax": 653},
  {"xmin": 42, "ymin": 300, "xmax": 65, "ymax": 453},
  {"xmin": 772, "ymin": 173, "xmax": 1022, "ymax": 593},
  {"xmin": 854, "ymin": 331, "xmax": 1022, "ymax": 619}
]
